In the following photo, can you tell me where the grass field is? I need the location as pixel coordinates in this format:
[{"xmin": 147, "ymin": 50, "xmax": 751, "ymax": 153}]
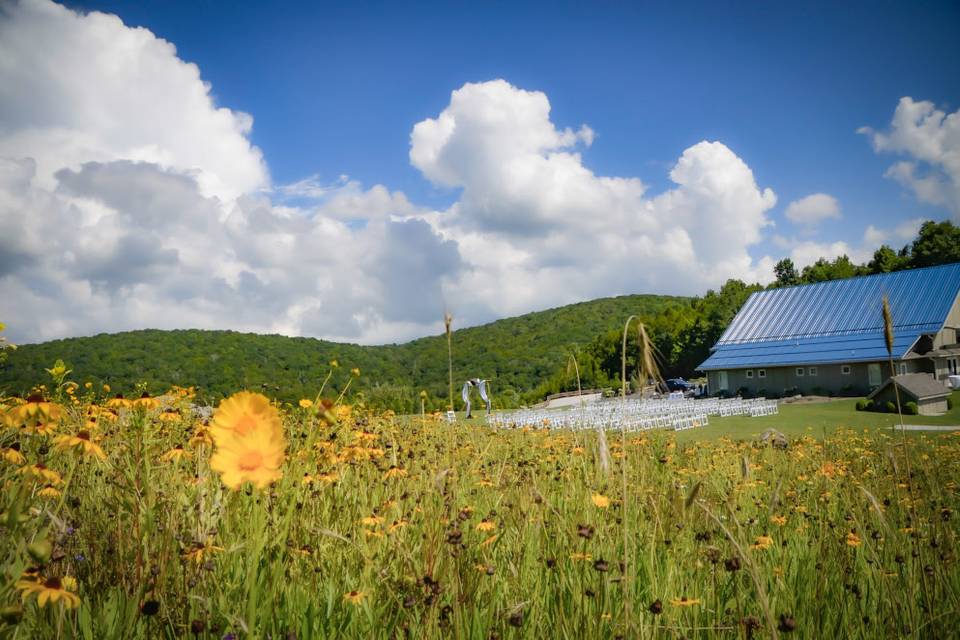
[{"xmin": 2, "ymin": 382, "xmax": 959, "ymax": 638}]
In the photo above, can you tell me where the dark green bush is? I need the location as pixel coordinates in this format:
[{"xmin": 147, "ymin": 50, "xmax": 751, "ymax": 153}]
[
  {"xmin": 904, "ymin": 401, "xmax": 919, "ymax": 415},
  {"xmin": 886, "ymin": 401, "xmax": 897, "ymax": 413},
  {"xmin": 855, "ymin": 399, "xmax": 868, "ymax": 411},
  {"xmin": 948, "ymin": 397, "xmax": 954, "ymax": 410}
]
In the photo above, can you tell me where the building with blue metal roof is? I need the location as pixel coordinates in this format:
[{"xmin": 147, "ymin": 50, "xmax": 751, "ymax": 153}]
[{"xmin": 698, "ymin": 262, "xmax": 960, "ymax": 397}]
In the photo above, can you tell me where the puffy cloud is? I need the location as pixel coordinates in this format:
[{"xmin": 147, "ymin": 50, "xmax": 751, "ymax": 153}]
[
  {"xmin": 786, "ymin": 240, "xmax": 868, "ymax": 269},
  {"xmin": 863, "ymin": 217, "xmax": 923, "ymax": 248},
  {"xmin": 0, "ymin": 158, "xmax": 463, "ymax": 344},
  {"xmin": 411, "ymin": 81, "xmax": 778, "ymax": 320},
  {"xmin": 1, "ymin": 3, "xmax": 782, "ymax": 345},
  {"xmin": 859, "ymin": 97, "xmax": 960, "ymax": 217},
  {"xmin": 0, "ymin": 0, "xmax": 267, "ymax": 201},
  {"xmin": 784, "ymin": 193, "xmax": 841, "ymax": 226}
]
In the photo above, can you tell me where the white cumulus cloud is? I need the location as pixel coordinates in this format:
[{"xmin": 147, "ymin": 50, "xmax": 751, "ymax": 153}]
[
  {"xmin": 0, "ymin": 0, "xmax": 268, "ymax": 201},
  {"xmin": 1, "ymin": 3, "xmax": 784, "ymax": 346},
  {"xmin": 859, "ymin": 97, "xmax": 960, "ymax": 218},
  {"xmin": 784, "ymin": 193, "xmax": 841, "ymax": 227},
  {"xmin": 410, "ymin": 81, "xmax": 778, "ymax": 321}
]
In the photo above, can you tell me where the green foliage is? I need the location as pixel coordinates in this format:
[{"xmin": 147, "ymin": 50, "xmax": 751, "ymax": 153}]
[
  {"xmin": 867, "ymin": 244, "xmax": 909, "ymax": 274},
  {"xmin": 0, "ymin": 295, "xmax": 682, "ymax": 410},
  {"xmin": 949, "ymin": 398, "xmax": 955, "ymax": 411},
  {"xmin": 905, "ymin": 401, "xmax": 919, "ymax": 415},
  {"xmin": 800, "ymin": 255, "xmax": 863, "ymax": 284},
  {"xmin": 886, "ymin": 401, "xmax": 897, "ymax": 413},
  {"xmin": 910, "ymin": 220, "xmax": 960, "ymax": 268},
  {"xmin": 782, "ymin": 220, "xmax": 960, "ymax": 285},
  {"xmin": 773, "ymin": 258, "xmax": 799, "ymax": 287},
  {"xmin": 531, "ymin": 279, "xmax": 764, "ymax": 400},
  {"xmin": 855, "ymin": 399, "xmax": 868, "ymax": 411}
]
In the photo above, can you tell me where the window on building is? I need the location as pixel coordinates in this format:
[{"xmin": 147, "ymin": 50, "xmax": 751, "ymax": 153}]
[
  {"xmin": 898, "ymin": 362, "xmax": 907, "ymax": 375},
  {"xmin": 796, "ymin": 367, "xmax": 805, "ymax": 376},
  {"xmin": 745, "ymin": 370, "xmax": 753, "ymax": 379},
  {"xmin": 948, "ymin": 357, "xmax": 958, "ymax": 375},
  {"xmin": 841, "ymin": 365, "xmax": 851, "ymax": 375},
  {"xmin": 809, "ymin": 367, "xmax": 817, "ymax": 376},
  {"xmin": 758, "ymin": 369, "xmax": 766, "ymax": 379}
]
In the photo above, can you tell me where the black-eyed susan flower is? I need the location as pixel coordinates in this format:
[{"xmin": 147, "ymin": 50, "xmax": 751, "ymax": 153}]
[
  {"xmin": 343, "ymin": 590, "xmax": 365, "ymax": 605},
  {"xmin": 19, "ymin": 464, "xmax": 62, "ymax": 484},
  {"xmin": 182, "ymin": 543, "xmax": 225, "ymax": 564},
  {"xmin": 188, "ymin": 425, "xmax": 214, "ymax": 448},
  {"xmin": 160, "ymin": 445, "xmax": 188, "ymax": 463},
  {"xmin": 54, "ymin": 431, "xmax": 106, "ymax": 461},
  {"xmin": 3, "ymin": 446, "xmax": 25, "ymax": 465},
  {"xmin": 670, "ymin": 596, "xmax": 701, "ymax": 607},
  {"xmin": 16, "ymin": 576, "xmax": 80, "ymax": 609},
  {"xmin": 591, "ymin": 493, "xmax": 611, "ymax": 508},
  {"xmin": 3, "ymin": 395, "xmax": 64, "ymax": 434},
  {"xmin": 846, "ymin": 532, "xmax": 862, "ymax": 547},
  {"xmin": 106, "ymin": 394, "xmax": 131, "ymax": 409},
  {"xmin": 158, "ymin": 408, "xmax": 181, "ymax": 423},
  {"xmin": 382, "ymin": 466, "xmax": 407, "ymax": 480},
  {"xmin": 475, "ymin": 519, "xmax": 496, "ymax": 532},
  {"xmin": 751, "ymin": 535, "xmax": 774, "ymax": 550},
  {"xmin": 298, "ymin": 398, "xmax": 313, "ymax": 408},
  {"xmin": 133, "ymin": 393, "xmax": 160, "ymax": 410},
  {"xmin": 37, "ymin": 485, "xmax": 61, "ymax": 499}
]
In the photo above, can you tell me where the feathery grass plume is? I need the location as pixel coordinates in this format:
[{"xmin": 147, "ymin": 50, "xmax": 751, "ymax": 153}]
[
  {"xmin": 684, "ymin": 480, "xmax": 703, "ymax": 510},
  {"xmin": 882, "ymin": 295, "xmax": 895, "ymax": 357},
  {"xmin": 881, "ymin": 294, "xmax": 905, "ymax": 424},
  {"xmin": 444, "ymin": 311, "xmax": 454, "ymax": 411},
  {"xmin": 617, "ymin": 316, "xmax": 664, "ymax": 634},
  {"xmin": 882, "ymin": 293, "xmax": 932, "ymax": 613}
]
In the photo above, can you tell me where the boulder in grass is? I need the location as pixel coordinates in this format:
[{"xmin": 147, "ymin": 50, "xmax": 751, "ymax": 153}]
[{"xmin": 759, "ymin": 428, "xmax": 788, "ymax": 450}]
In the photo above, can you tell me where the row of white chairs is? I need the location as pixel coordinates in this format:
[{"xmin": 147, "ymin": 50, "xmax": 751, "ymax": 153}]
[{"xmin": 487, "ymin": 396, "xmax": 776, "ymax": 433}]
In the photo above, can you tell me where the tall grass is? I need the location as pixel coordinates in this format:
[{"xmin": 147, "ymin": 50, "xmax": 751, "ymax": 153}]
[{"xmin": 1, "ymin": 381, "xmax": 958, "ymax": 638}]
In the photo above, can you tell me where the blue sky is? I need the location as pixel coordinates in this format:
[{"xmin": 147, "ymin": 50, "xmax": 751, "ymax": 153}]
[
  {"xmin": 68, "ymin": 0, "xmax": 959, "ymax": 243},
  {"xmin": 1, "ymin": 0, "xmax": 959, "ymax": 343}
]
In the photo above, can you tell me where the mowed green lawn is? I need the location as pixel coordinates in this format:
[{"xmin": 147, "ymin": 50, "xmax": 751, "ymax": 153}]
[
  {"xmin": 453, "ymin": 390, "xmax": 960, "ymax": 442},
  {"xmin": 673, "ymin": 390, "xmax": 960, "ymax": 443}
]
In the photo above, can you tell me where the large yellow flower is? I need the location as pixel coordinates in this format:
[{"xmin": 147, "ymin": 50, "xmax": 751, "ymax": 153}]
[
  {"xmin": 207, "ymin": 392, "xmax": 286, "ymax": 489},
  {"xmin": 210, "ymin": 432, "xmax": 285, "ymax": 489},
  {"xmin": 210, "ymin": 392, "xmax": 283, "ymax": 445}
]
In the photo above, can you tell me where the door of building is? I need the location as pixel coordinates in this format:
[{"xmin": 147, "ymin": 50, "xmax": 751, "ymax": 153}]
[
  {"xmin": 718, "ymin": 371, "xmax": 728, "ymax": 391},
  {"xmin": 868, "ymin": 363, "xmax": 882, "ymax": 387}
]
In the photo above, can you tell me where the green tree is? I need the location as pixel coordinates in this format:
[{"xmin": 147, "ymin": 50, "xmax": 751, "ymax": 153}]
[
  {"xmin": 800, "ymin": 255, "xmax": 862, "ymax": 283},
  {"xmin": 909, "ymin": 220, "xmax": 960, "ymax": 268},
  {"xmin": 867, "ymin": 244, "xmax": 909, "ymax": 274},
  {"xmin": 773, "ymin": 258, "xmax": 800, "ymax": 287}
]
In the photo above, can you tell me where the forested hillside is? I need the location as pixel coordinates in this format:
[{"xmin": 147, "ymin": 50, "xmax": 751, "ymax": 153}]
[
  {"xmin": 3, "ymin": 220, "xmax": 959, "ymax": 411},
  {"xmin": 0, "ymin": 294, "xmax": 684, "ymax": 411}
]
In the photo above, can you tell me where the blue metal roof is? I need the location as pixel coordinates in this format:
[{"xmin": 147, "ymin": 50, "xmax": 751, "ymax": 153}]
[{"xmin": 699, "ymin": 263, "xmax": 960, "ymax": 371}]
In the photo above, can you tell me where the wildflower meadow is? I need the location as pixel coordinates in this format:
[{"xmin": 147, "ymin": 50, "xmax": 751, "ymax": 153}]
[{"xmin": 1, "ymin": 363, "xmax": 958, "ymax": 639}]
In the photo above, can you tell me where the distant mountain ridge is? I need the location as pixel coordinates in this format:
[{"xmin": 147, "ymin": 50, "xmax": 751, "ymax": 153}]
[{"xmin": 0, "ymin": 294, "xmax": 687, "ymax": 410}]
